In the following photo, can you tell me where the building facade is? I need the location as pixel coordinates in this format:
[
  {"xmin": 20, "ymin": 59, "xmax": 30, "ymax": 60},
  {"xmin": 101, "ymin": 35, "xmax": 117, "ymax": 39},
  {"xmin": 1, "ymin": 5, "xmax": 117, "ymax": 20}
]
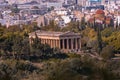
[{"xmin": 29, "ymin": 31, "xmax": 81, "ymax": 52}]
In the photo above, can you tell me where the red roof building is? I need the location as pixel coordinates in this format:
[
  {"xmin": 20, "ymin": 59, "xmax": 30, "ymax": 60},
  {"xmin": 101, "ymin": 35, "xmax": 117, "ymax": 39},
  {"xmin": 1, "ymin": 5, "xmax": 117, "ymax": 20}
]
[{"xmin": 95, "ymin": 9, "xmax": 105, "ymax": 15}]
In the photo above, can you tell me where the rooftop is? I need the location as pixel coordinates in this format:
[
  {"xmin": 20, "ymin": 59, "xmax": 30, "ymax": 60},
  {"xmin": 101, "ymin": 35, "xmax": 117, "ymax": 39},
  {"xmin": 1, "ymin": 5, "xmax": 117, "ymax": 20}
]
[
  {"xmin": 95, "ymin": 9, "xmax": 105, "ymax": 14},
  {"xmin": 29, "ymin": 30, "xmax": 80, "ymax": 37}
]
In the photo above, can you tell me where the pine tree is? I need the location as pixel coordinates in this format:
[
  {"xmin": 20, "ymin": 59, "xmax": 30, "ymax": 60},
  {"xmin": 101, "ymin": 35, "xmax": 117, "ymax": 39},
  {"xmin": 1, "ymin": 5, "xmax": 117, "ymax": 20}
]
[{"xmin": 97, "ymin": 23, "xmax": 102, "ymax": 54}]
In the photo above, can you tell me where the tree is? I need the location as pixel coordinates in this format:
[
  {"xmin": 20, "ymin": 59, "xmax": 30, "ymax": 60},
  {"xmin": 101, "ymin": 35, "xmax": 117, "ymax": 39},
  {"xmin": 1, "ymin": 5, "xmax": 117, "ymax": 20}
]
[
  {"xmin": 96, "ymin": 23, "xmax": 103, "ymax": 54},
  {"xmin": 12, "ymin": 35, "xmax": 23, "ymax": 59},
  {"xmin": 103, "ymin": 31, "xmax": 120, "ymax": 53},
  {"xmin": 1, "ymin": 32, "xmax": 15, "ymax": 56},
  {"xmin": 45, "ymin": 58, "xmax": 116, "ymax": 80},
  {"xmin": 81, "ymin": 27, "xmax": 97, "ymax": 50},
  {"xmin": 101, "ymin": 27, "xmax": 114, "ymax": 37},
  {"xmin": 11, "ymin": 4, "xmax": 20, "ymax": 13},
  {"xmin": 80, "ymin": 17, "xmax": 86, "ymax": 30},
  {"xmin": 61, "ymin": 21, "xmax": 80, "ymax": 32},
  {"xmin": 30, "ymin": 32, "xmax": 42, "ymax": 56},
  {"xmin": 0, "ymin": 27, "xmax": 5, "ymax": 37},
  {"xmin": 21, "ymin": 37, "xmax": 30, "ymax": 59},
  {"xmin": 100, "ymin": 45, "xmax": 114, "ymax": 60}
]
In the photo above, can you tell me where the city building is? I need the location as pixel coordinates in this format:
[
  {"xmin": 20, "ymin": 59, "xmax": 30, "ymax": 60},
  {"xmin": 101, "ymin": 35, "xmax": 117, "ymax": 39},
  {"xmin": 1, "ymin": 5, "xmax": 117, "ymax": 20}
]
[
  {"xmin": 88, "ymin": 9, "xmax": 114, "ymax": 28},
  {"xmin": 29, "ymin": 30, "xmax": 81, "ymax": 52},
  {"xmin": 0, "ymin": 0, "xmax": 5, "ymax": 3},
  {"xmin": 46, "ymin": 2, "xmax": 62, "ymax": 9}
]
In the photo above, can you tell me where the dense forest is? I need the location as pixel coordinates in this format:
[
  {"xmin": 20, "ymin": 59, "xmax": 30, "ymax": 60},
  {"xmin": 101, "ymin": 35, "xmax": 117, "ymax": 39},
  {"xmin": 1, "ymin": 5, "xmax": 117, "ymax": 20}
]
[{"xmin": 0, "ymin": 20, "xmax": 120, "ymax": 80}]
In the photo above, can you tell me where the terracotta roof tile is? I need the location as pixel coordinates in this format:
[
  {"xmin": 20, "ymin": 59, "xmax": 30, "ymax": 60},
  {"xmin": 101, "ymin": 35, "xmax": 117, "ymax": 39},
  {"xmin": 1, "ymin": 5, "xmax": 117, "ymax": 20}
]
[{"xmin": 95, "ymin": 9, "xmax": 105, "ymax": 14}]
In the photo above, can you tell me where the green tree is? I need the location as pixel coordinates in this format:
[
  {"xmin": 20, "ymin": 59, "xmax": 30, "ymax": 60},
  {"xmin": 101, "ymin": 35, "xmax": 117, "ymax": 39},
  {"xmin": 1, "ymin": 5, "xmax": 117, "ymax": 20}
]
[
  {"xmin": 80, "ymin": 17, "xmax": 86, "ymax": 30},
  {"xmin": 30, "ymin": 32, "xmax": 42, "ymax": 56},
  {"xmin": 21, "ymin": 37, "xmax": 30, "ymax": 59},
  {"xmin": 11, "ymin": 4, "xmax": 20, "ymax": 13},
  {"xmin": 61, "ymin": 21, "xmax": 80, "ymax": 32},
  {"xmin": 103, "ymin": 31, "xmax": 120, "ymax": 53},
  {"xmin": 12, "ymin": 35, "xmax": 23, "ymax": 59},
  {"xmin": 100, "ymin": 45, "xmax": 114, "ymax": 60},
  {"xmin": 101, "ymin": 27, "xmax": 114, "ymax": 37},
  {"xmin": 96, "ymin": 23, "xmax": 103, "ymax": 54},
  {"xmin": 45, "ymin": 58, "xmax": 116, "ymax": 80},
  {"xmin": 1, "ymin": 32, "xmax": 15, "ymax": 56}
]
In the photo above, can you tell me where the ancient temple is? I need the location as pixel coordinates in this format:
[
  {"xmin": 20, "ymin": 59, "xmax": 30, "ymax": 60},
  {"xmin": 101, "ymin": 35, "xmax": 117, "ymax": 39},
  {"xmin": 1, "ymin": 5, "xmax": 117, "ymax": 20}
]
[{"xmin": 29, "ymin": 30, "xmax": 81, "ymax": 52}]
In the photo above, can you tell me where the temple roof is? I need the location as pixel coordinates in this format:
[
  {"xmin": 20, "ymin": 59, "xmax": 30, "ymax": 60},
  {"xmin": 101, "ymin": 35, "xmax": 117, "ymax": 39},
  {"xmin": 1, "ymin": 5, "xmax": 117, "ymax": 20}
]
[{"xmin": 29, "ymin": 30, "xmax": 80, "ymax": 37}]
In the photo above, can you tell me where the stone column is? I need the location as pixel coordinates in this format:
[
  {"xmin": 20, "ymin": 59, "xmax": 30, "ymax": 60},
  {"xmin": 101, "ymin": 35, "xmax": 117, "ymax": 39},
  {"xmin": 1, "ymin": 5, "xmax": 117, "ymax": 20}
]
[
  {"xmin": 55, "ymin": 39, "xmax": 58, "ymax": 48},
  {"xmin": 45, "ymin": 39, "xmax": 47, "ymax": 44},
  {"xmin": 46, "ymin": 39, "xmax": 47, "ymax": 44},
  {"xmin": 47, "ymin": 39, "xmax": 50, "ymax": 45},
  {"xmin": 76, "ymin": 38, "xmax": 78, "ymax": 50},
  {"xmin": 71, "ymin": 38, "xmax": 73, "ymax": 50},
  {"xmin": 79, "ymin": 38, "xmax": 81, "ymax": 50},
  {"xmin": 49, "ymin": 39, "xmax": 50, "ymax": 46},
  {"xmin": 46, "ymin": 39, "xmax": 48, "ymax": 44},
  {"xmin": 54, "ymin": 40, "xmax": 56, "ymax": 48},
  {"xmin": 50, "ymin": 39, "xmax": 52, "ymax": 48},
  {"xmin": 52, "ymin": 40, "xmax": 54, "ymax": 48},
  {"xmin": 47, "ymin": 39, "xmax": 48, "ymax": 44},
  {"xmin": 67, "ymin": 39, "xmax": 69, "ymax": 49},
  {"xmin": 58, "ymin": 40, "xmax": 60, "ymax": 48},
  {"xmin": 43, "ymin": 39, "xmax": 45, "ymax": 44},
  {"xmin": 55, "ymin": 40, "xmax": 57, "ymax": 48},
  {"xmin": 41, "ymin": 39, "xmax": 43, "ymax": 44},
  {"xmin": 53, "ymin": 40, "xmax": 56, "ymax": 48}
]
